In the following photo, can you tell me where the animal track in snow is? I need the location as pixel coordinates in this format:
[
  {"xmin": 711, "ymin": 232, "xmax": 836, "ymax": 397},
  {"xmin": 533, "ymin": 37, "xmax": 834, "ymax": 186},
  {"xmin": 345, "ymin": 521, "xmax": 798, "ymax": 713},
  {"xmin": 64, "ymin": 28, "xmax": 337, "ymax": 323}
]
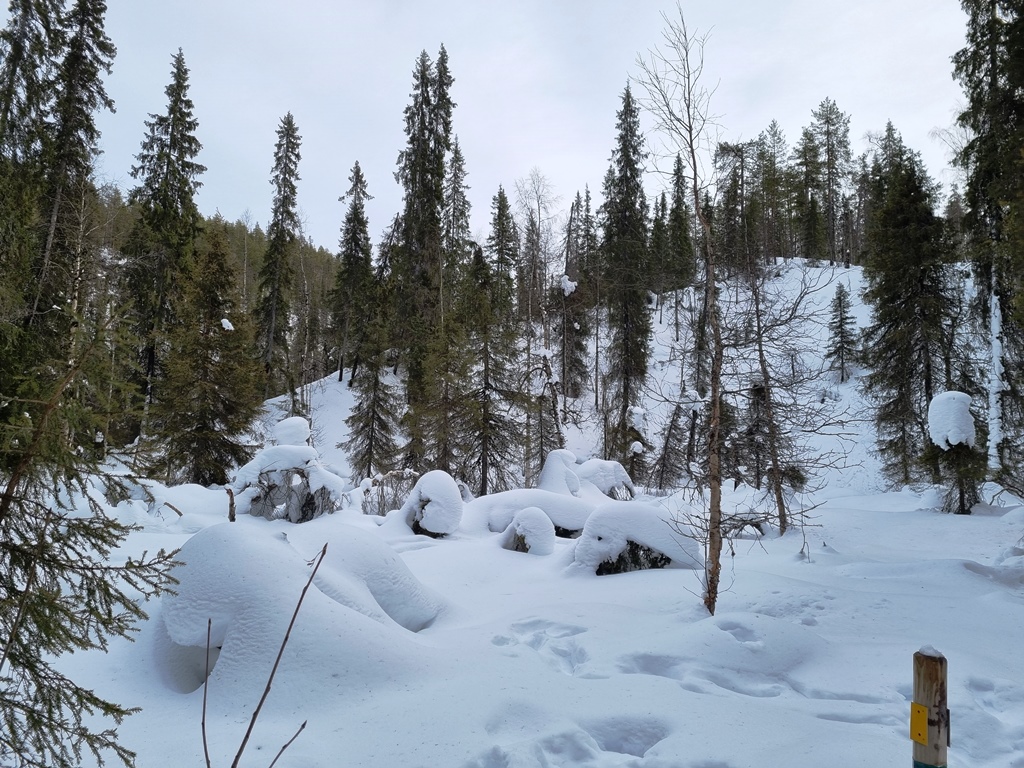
[{"xmin": 492, "ymin": 618, "xmax": 593, "ymax": 677}]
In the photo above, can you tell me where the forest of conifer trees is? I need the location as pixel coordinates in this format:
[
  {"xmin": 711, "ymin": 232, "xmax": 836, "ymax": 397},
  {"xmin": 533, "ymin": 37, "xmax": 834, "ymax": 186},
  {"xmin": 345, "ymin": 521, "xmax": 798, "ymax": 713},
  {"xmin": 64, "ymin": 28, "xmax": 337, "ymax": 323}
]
[{"xmin": 2, "ymin": 1, "xmax": 1024, "ymax": 764}]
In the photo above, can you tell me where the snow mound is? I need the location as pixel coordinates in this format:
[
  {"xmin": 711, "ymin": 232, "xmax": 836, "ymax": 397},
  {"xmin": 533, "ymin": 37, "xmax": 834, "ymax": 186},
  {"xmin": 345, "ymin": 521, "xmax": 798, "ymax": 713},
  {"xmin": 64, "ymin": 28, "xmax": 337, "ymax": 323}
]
[
  {"xmin": 927, "ymin": 391, "xmax": 975, "ymax": 450},
  {"xmin": 157, "ymin": 524, "xmax": 425, "ymax": 700},
  {"xmin": 467, "ymin": 488, "xmax": 595, "ymax": 535},
  {"xmin": 501, "ymin": 506, "xmax": 556, "ymax": 555},
  {"xmin": 272, "ymin": 415, "xmax": 312, "ymax": 446},
  {"xmin": 399, "ymin": 469, "xmax": 463, "ymax": 536},
  {"xmin": 576, "ymin": 458, "xmax": 636, "ymax": 499},
  {"xmin": 536, "ymin": 449, "xmax": 582, "ymax": 496},
  {"xmin": 573, "ymin": 501, "xmax": 702, "ymax": 573},
  {"xmin": 312, "ymin": 524, "xmax": 445, "ymax": 630}
]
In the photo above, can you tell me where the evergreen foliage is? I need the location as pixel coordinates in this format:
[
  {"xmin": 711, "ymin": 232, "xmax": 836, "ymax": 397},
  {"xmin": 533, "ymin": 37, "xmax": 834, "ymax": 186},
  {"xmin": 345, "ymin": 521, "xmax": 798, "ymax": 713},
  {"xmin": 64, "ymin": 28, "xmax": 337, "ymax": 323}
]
[
  {"xmin": 343, "ymin": 225, "xmax": 402, "ymax": 484},
  {"xmin": 552, "ymin": 192, "xmax": 591, "ymax": 402},
  {"xmin": 601, "ymin": 84, "xmax": 651, "ymax": 463},
  {"xmin": 149, "ymin": 226, "xmax": 263, "ymax": 485},
  {"xmin": 825, "ymin": 282, "xmax": 857, "ymax": 382},
  {"xmin": 862, "ymin": 128, "xmax": 953, "ymax": 485},
  {"xmin": 0, "ymin": 311, "xmax": 176, "ymax": 768},
  {"xmin": 810, "ymin": 97, "xmax": 852, "ymax": 264},
  {"xmin": 463, "ymin": 244, "xmax": 524, "ymax": 495},
  {"xmin": 255, "ymin": 111, "xmax": 302, "ymax": 403},
  {"xmin": 393, "ymin": 46, "xmax": 455, "ymax": 470},
  {"xmin": 953, "ymin": 0, "xmax": 1024, "ymax": 491},
  {"xmin": 124, "ymin": 48, "xmax": 205, "ymax": 421},
  {"xmin": 330, "ymin": 160, "xmax": 374, "ymax": 382}
]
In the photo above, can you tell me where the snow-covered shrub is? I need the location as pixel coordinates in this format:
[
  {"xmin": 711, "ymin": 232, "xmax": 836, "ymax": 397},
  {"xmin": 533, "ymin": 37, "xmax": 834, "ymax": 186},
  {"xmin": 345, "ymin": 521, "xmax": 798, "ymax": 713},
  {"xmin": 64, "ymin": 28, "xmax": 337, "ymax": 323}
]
[
  {"xmin": 576, "ymin": 458, "xmax": 636, "ymax": 499},
  {"xmin": 501, "ymin": 507, "xmax": 556, "ymax": 555},
  {"xmin": 573, "ymin": 501, "xmax": 702, "ymax": 575},
  {"xmin": 231, "ymin": 418, "xmax": 348, "ymax": 523},
  {"xmin": 927, "ymin": 391, "xmax": 985, "ymax": 515},
  {"xmin": 399, "ymin": 470, "xmax": 463, "ymax": 537},
  {"xmin": 467, "ymin": 488, "xmax": 595, "ymax": 537}
]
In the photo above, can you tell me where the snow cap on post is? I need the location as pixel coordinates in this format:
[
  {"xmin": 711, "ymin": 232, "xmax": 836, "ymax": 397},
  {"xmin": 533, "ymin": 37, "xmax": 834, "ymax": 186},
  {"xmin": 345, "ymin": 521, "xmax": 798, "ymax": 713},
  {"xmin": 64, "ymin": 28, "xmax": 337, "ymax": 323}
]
[{"xmin": 927, "ymin": 391, "xmax": 975, "ymax": 451}]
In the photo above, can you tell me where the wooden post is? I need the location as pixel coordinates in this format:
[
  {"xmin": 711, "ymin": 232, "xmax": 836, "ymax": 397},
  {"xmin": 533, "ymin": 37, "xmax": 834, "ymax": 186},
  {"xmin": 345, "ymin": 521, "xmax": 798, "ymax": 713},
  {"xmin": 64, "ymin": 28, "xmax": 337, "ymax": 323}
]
[{"xmin": 912, "ymin": 648, "xmax": 949, "ymax": 768}]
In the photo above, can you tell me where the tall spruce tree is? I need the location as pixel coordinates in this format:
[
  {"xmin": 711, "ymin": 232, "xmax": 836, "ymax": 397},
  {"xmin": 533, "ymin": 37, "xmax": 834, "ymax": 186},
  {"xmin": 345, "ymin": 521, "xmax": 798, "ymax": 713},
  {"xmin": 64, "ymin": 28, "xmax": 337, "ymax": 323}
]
[
  {"xmin": 149, "ymin": 226, "xmax": 263, "ymax": 485},
  {"xmin": 255, "ymin": 111, "xmax": 302, "ymax": 403},
  {"xmin": 601, "ymin": 83, "xmax": 651, "ymax": 464},
  {"xmin": 330, "ymin": 160, "xmax": 373, "ymax": 383},
  {"xmin": 124, "ymin": 48, "xmax": 205, "ymax": 423},
  {"xmin": 862, "ymin": 129, "xmax": 953, "ymax": 485},
  {"xmin": 28, "ymin": 0, "xmax": 114, "ymax": 341},
  {"xmin": 810, "ymin": 97, "xmax": 852, "ymax": 265},
  {"xmin": 393, "ymin": 46, "xmax": 454, "ymax": 470},
  {"xmin": 953, "ymin": 0, "xmax": 1024, "ymax": 491},
  {"xmin": 553, "ymin": 192, "xmax": 591, "ymax": 401},
  {"xmin": 343, "ymin": 219, "xmax": 401, "ymax": 484}
]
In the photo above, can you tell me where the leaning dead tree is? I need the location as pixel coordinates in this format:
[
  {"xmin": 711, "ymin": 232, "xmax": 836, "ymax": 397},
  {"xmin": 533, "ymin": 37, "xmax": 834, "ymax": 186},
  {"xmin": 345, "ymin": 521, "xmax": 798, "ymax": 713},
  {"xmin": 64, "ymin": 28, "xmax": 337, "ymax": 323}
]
[{"xmin": 636, "ymin": 6, "xmax": 725, "ymax": 615}]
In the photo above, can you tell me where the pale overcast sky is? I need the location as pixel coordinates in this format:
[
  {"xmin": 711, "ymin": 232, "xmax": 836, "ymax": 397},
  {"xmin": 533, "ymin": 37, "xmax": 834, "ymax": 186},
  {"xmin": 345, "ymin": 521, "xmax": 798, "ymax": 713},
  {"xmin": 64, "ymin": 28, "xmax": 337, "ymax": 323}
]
[{"xmin": 79, "ymin": 0, "xmax": 968, "ymax": 250}]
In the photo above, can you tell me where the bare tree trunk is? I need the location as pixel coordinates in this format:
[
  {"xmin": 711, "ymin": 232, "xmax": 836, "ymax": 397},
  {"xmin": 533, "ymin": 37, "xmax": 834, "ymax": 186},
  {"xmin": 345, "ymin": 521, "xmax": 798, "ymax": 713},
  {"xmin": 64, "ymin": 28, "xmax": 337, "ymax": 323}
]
[{"xmin": 637, "ymin": 5, "xmax": 723, "ymax": 614}]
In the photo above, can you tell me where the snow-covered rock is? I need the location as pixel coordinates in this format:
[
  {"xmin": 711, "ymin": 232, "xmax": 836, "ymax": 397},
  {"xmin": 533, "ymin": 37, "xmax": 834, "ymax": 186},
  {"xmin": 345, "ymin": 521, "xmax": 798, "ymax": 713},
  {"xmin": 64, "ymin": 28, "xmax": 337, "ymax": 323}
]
[
  {"xmin": 500, "ymin": 506, "xmax": 556, "ymax": 555},
  {"xmin": 573, "ymin": 501, "xmax": 702, "ymax": 574},
  {"xmin": 927, "ymin": 391, "xmax": 975, "ymax": 450},
  {"xmin": 399, "ymin": 469, "xmax": 463, "ymax": 537}
]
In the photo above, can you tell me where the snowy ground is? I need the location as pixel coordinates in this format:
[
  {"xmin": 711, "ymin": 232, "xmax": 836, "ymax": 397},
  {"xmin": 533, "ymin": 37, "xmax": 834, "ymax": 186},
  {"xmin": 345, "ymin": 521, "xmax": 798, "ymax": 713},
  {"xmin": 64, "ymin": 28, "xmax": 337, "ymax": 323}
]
[{"xmin": 65, "ymin": 264, "xmax": 1024, "ymax": 767}]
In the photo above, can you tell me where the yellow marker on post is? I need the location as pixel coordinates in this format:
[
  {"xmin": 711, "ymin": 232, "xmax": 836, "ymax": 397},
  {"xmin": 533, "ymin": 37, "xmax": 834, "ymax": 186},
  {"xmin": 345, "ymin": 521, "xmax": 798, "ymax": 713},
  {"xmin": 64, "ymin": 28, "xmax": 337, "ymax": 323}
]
[
  {"xmin": 910, "ymin": 702, "xmax": 929, "ymax": 746},
  {"xmin": 913, "ymin": 648, "xmax": 949, "ymax": 768}
]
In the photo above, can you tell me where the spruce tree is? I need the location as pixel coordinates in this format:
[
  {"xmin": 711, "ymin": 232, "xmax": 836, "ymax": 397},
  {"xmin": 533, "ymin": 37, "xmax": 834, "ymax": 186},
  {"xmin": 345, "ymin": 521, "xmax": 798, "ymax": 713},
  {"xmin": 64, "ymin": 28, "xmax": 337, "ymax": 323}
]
[
  {"xmin": 343, "ymin": 281, "xmax": 401, "ymax": 485},
  {"xmin": 255, "ymin": 111, "xmax": 302, "ymax": 403},
  {"xmin": 149, "ymin": 226, "xmax": 263, "ymax": 485},
  {"xmin": 825, "ymin": 282, "xmax": 857, "ymax": 383},
  {"xmin": 330, "ymin": 160, "xmax": 374, "ymax": 383},
  {"xmin": 393, "ymin": 46, "xmax": 454, "ymax": 470},
  {"xmin": 0, "ymin": 1, "xmax": 62, "ymax": 325},
  {"xmin": 810, "ymin": 97, "xmax": 852, "ymax": 264},
  {"xmin": 26, "ymin": 0, "xmax": 114, "ymax": 345},
  {"xmin": 124, "ymin": 48, "xmax": 205, "ymax": 422},
  {"xmin": 601, "ymin": 83, "xmax": 650, "ymax": 463},
  {"xmin": 791, "ymin": 126, "xmax": 825, "ymax": 262},
  {"xmin": 953, "ymin": 0, "xmax": 1024, "ymax": 491},
  {"xmin": 0, "ymin": 311, "xmax": 176, "ymax": 768},
  {"xmin": 862, "ymin": 129, "xmax": 953, "ymax": 485},
  {"xmin": 552, "ymin": 192, "xmax": 591, "ymax": 401}
]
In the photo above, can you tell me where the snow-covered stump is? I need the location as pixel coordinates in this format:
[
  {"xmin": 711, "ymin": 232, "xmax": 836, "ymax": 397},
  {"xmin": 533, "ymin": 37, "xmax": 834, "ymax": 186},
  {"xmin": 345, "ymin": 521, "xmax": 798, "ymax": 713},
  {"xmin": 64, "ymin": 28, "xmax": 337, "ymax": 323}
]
[
  {"xmin": 230, "ymin": 417, "xmax": 348, "ymax": 523},
  {"xmin": 399, "ymin": 470, "xmax": 463, "ymax": 538},
  {"xmin": 927, "ymin": 392, "xmax": 985, "ymax": 515}
]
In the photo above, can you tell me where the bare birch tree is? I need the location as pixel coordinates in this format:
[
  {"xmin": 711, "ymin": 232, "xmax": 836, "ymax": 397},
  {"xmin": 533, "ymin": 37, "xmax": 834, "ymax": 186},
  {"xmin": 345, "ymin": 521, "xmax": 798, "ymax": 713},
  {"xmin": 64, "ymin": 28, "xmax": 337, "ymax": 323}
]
[{"xmin": 636, "ymin": 6, "xmax": 725, "ymax": 614}]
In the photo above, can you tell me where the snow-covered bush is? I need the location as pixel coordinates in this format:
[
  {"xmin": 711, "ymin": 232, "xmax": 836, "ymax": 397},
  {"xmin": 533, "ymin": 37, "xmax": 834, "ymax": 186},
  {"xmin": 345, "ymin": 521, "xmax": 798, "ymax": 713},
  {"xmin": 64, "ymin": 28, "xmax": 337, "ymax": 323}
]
[
  {"xmin": 500, "ymin": 506, "xmax": 556, "ymax": 555},
  {"xmin": 573, "ymin": 501, "xmax": 702, "ymax": 575},
  {"xmin": 927, "ymin": 391, "xmax": 985, "ymax": 515},
  {"xmin": 399, "ymin": 470, "xmax": 463, "ymax": 537},
  {"xmin": 231, "ymin": 417, "xmax": 348, "ymax": 523}
]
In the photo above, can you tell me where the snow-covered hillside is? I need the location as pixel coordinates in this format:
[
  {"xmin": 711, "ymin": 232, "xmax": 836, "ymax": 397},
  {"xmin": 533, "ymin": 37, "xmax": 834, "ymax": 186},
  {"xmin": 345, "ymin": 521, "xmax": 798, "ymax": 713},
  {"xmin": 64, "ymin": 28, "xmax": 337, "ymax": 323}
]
[{"xmin": 66, "ymin": 264, "xmax": 1024, "ymax": 768}]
